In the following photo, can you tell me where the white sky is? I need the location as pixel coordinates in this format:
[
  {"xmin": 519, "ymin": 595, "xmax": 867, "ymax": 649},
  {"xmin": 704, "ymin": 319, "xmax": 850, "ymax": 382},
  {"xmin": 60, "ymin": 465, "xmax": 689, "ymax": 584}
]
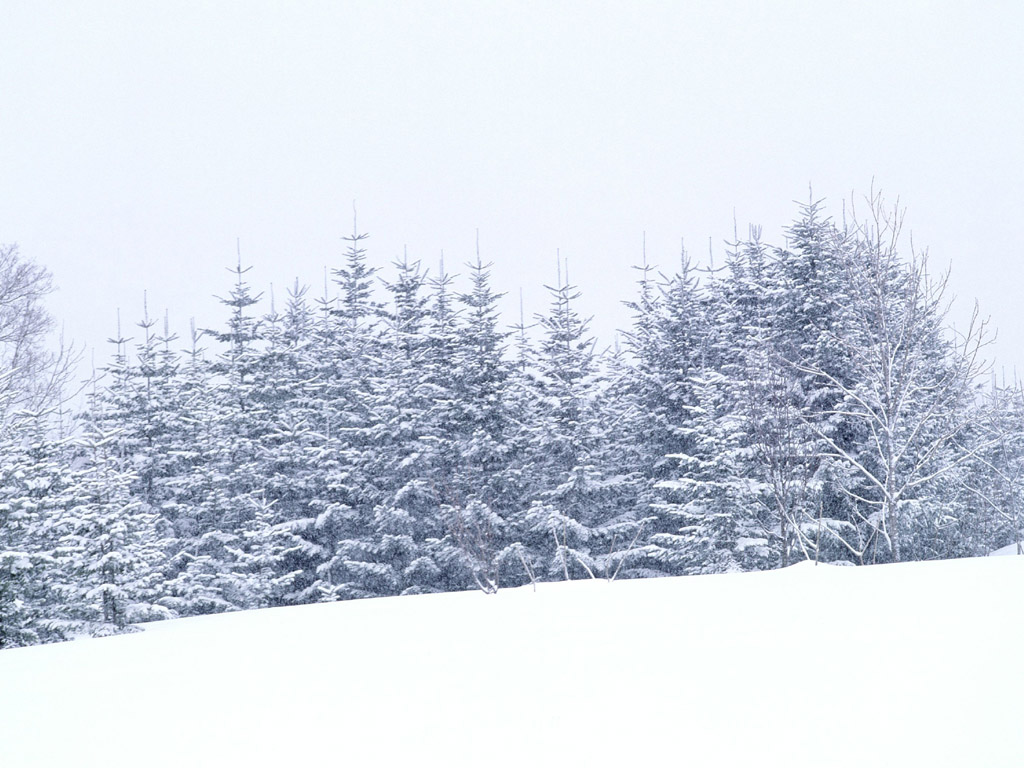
[{"xmin": 2, "ymin": 1, "xmax": 1023, "ymax": 379}]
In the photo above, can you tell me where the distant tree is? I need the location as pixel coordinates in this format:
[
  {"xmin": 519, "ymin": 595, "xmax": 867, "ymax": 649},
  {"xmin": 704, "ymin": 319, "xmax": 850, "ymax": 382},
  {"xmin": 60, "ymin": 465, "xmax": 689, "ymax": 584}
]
[
  {"xmin": 0, "ymin": 243, "xmax": 79, "ymax": 420},
  {"xmin": 962, "ymin": 381, "xmax": 1024, "ymax": 555},
  {"xmin": 0, "ymin": 243, "xmax": 83, "ymax": 645}
]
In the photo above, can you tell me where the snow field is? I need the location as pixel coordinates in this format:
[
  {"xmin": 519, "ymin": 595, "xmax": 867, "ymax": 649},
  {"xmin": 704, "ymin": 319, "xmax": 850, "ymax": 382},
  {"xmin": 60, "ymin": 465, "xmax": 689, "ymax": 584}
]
[{"xmin": 0, "ymin": 555, "xmax": 1021, "ymax": 767}]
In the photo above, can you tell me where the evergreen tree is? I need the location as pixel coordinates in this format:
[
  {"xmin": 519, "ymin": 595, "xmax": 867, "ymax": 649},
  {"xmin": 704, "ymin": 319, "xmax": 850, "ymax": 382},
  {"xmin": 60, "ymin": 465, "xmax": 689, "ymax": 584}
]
[
  {"xmin": 302, "ymin": 222, "xmax": 387, "ymax": 602},
  {"xmin": 622, "ymin": 243, "xmax": 709, "ymax": 576},
  {"xmin": 653, "ymin": 233, "xmax": 778, "ymax": 574},
  {"xmin": 167, "ymin": 250, "xmax": 268, "ymax": 612},
  {"xmin": 0, "ymin": 410, "xmax": 75, "ymax": 646},
  {"xmin": 2, "ymin": 193, "xmax": 1005, "ymax": 650},
  {"xmin": 247, "ymin": 281, "xmax": 326, "ymax": 604},
  {"xmin": 962, "ymin": 381, "xmax": 1024, "ymax": 555},
  {"xmin": 768, "ymin": 196, "xmax": 861, "ymax": 564},
  {"xmin": 435, "ymin": 250, "xmax": 522, "ymax": 591},
  {"xmin": 518, "ymin": 263, "xmax": 642, "ymax": 580},
  {"xmin": 796, "ymin": 193, "xmax": 990, "ymax": 562},
  {"xmin": 56, "ymin": 424, "xmax": 167, "ymax": 632},
  {"xmin": 156, "ymin": 320, "xmax": 235, "ymax": 616},
  {"xmin": 327, "ymin": 255, "xmax": 445, "ymax": 597}
]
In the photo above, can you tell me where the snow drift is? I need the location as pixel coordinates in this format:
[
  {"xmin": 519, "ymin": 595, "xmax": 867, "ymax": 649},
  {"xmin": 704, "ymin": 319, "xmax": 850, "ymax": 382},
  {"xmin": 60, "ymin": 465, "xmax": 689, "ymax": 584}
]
[{"xmin": 1, "ymin": 555, "xmax": 1021, "ymax": 767}]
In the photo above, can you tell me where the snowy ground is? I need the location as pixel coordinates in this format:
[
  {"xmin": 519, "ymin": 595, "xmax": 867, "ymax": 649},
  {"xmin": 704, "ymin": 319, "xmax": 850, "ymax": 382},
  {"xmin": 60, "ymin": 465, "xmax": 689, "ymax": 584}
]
[
  {"xmin": 991, "ymin": 541, "xmax": 1023, "ymax": 557},
  {"xmin": 1, "ymin": 556, "xmax": 1022, "ymax": 767}
]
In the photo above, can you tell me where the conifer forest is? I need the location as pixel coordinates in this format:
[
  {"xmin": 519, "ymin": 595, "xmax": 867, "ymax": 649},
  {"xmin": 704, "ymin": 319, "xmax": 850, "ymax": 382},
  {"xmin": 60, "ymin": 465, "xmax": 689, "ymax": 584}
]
[{"xmin": 2, "ymin": 193, "xmax": 1021, "ymax": 648}]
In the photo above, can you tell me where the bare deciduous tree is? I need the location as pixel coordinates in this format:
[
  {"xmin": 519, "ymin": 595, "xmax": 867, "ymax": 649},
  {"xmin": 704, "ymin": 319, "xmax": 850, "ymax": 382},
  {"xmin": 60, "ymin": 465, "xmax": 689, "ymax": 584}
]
[
  {"xmin": 797, "ymin": 194, "xmax": 993, "ymax": 562},
  {"xmin": 0, "ymin": 243, "xmax": 79, "ymax": 424},
  {"xmin": 742, "ymin": 359, "xmax": 817, "ymax": 567}
]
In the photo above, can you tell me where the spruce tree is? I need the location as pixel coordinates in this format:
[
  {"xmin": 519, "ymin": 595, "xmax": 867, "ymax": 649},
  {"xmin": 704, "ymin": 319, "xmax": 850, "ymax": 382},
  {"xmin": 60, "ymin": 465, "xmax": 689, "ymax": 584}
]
[
  {"xmin": 0, "ymin": 409, "xmax": 75, "ymax": 646},
  {"xmin": 622, "ymin": 243, "xmax": 709, "ymax": 576},
  {"xmin": 518, "ymin": 263, "xmax": 640, "ymax": 580}
]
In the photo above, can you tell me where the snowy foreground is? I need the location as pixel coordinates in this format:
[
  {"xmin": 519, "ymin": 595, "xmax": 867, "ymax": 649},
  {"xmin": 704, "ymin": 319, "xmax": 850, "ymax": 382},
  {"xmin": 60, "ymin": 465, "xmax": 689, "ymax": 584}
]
[{"xmin": 1, "ymin": 557, "xmax": 1022, "ymax": 767}]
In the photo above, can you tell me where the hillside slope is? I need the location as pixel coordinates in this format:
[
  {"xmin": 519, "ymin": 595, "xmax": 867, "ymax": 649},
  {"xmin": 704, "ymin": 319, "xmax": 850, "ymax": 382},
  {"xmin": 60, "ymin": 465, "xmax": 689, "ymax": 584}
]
[{"xmin": 1, "ymin": 556, "xmax": 1021, "ymax": 767}]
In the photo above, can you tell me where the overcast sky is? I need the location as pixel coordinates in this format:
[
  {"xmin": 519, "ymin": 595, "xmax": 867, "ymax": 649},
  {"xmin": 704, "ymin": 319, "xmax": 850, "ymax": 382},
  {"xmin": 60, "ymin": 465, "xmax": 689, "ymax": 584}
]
[{"xmin": 2, "ymin": 1, "xmax": 1022, "ymax": 381}]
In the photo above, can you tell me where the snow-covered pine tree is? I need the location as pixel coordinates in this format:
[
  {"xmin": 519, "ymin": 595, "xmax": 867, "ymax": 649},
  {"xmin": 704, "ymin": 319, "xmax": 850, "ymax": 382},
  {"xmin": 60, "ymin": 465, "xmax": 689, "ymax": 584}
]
[
  {"xmin": 302, "ymin": 222, "xmax": 387, "ymax": 601},
  {"xmin": 327, "ymin": 254, "xmax": 445, "ymax": 597},
  {"xmin": 0, "ymin": 408, "xmax": 75, "ymax": 647},
  {"xmin": 796, "ymin": 192, "xmax": 991, "ymax": 563},
  {"xmin": 152, "ymin": 318, "xmax": 241, "ymax": 616},
  {"xmin": 962, "ymin": 381, "xmax": 1024, "ymax": 555},
  {"xmin": 654, "ymin": 231, "xmax": 779, "ymax": 574},
  {"xmin": 204, "ymin": 248, "xmax": 266, "ymax": 526},
  {"xmin": 172, "ymin": 249, "xmax": 269, "ymax": 611},
  {"xmin": 517, "ymin": 260, "xmax": 642, "ymax": 581},
  {"xmin": 726, "ymin": 227, "xmax": 820, "ymax": 568},
  {"xmin": 588, "ymin": 335, "xmax": 659, "ymax": 579},
  {"xmin": 494, "ymin": 290, "xmax": 545, "ymax": 587},
  {"xmin": 415, "ymin": 255, "xmax": 471, "ymax": 591},
  {"xmin": 621, "ymin": 242, "xmax": 709, "ymax": 576},
  {"xmin": 224, "ymin": 492, "xmax": 305, "ymax": 609},
  {"xmin": 243, "ymin": 280, "xmax": 328, "ymax": 605},
  {"xmin": 53, "ymin": 315, "xmax": 168, "ymax": 630},
  {"xmin": 432, "ymin": 249, "xmax": 523, "ymax": 592},
  {"xmin": 57, "ymin": 420, "xmax": 167, "ymax": 633},
  {"xmin": 764, "ymin": 196, "xmax": 864, "ymax": 564}
]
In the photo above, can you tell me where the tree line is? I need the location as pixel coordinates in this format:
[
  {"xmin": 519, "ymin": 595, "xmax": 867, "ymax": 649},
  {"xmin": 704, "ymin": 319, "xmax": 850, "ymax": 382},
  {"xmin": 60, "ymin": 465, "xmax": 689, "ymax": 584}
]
[{"xmin": 1, "ymin": 191, "xmax": 1021, "ymax": 648}]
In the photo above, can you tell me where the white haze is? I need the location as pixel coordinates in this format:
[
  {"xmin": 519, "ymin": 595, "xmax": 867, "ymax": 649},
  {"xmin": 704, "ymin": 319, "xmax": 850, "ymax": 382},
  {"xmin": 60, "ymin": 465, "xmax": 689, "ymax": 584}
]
[{"xmin": 1, "ymin": 1, "xmax": 1022, "ymax": 374}]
